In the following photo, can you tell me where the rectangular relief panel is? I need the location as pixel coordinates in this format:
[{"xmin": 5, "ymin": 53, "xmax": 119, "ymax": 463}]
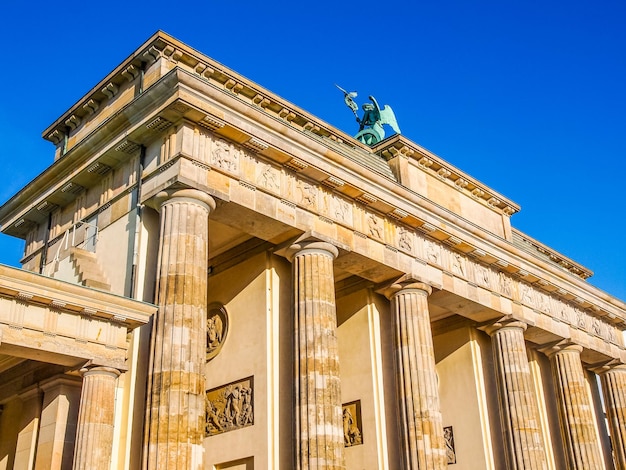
[
  {"xmin": 206, "ymin": 376, "xmax": 254, "ymax": 437},
  {"xmin": 342, "ymin": 400, "xmax": 363, "ymax": 447}
]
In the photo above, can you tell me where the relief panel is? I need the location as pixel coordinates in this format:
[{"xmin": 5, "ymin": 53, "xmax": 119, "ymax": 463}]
[
  {"xmin": 205, "ymin": 376, "xmax": 254, "ymax": 437},
  {"xmin": 207, "ymin": 303, "xmax": 229, "ymax": 361},
  {"xmin": 342, "ymin": 400, "xmax": 363, "ymax": 447},
  {"xmin": 444, "ymin": 425, "xmax": 457, "ymax": 465},
  {"xmin": 210, "ymin": 138, "xmax": 240, "ymax": 174},
  {"xmin": 256, "ymin": 162, "xmax": 281, "ymax": 194}
]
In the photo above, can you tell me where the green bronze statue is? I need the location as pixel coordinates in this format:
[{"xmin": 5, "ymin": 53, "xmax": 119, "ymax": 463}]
[{"xmin": 336, "ymin": 85, "xmax": 401, "ymax": 146}]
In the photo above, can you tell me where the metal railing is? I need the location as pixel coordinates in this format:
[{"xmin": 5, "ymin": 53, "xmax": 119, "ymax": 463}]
[{"xmin": 46, "ymin": 222, "xmax": 99, "ymax": 276}]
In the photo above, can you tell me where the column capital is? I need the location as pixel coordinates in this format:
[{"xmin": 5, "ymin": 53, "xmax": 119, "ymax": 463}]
[
  {"xmin": 79, "ymin": 365, "xmax": 122, "ymax": 379},
  {"xmin": 539, "ymin": 340, "xmax": 582, "ymax": 358},
  {"xmin": 285, "ymin": 236, "xmax": 339, "ymax": 261},
  {"xmin": 589, "ymin": 360, "xmax": 626, "ymax": 375},
  {"xmin": 480, "ymin": 317, "xmax": 528, "ymax": 337},
  {"xmin": 147, "ymin": 187, "xmax": 216, "ymax": 212},
  {"xmin": 382, "ymin": 276, "xmax": 432, "ymax": 299}
]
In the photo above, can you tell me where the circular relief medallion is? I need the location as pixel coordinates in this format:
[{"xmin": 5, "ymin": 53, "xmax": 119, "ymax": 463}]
[{"xmin": 206, "ymin": 303, "xmax": 228, "ymax": 361}]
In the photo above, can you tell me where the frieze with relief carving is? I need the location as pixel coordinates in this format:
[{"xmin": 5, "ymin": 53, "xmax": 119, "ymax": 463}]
[
  {"xmin": 211, "ymin": 138, "xmax": 240, "ymax": 173},
  {"xmin": 191, "ymin": 130, "xmax": 620, "ymax": 347},
  {"xmin": 367, "ymin": 213, "xmax": 384, "ymax": 240},
  {"xmin": 205, "ymin": 376, "xmax": 254, "ymax": 436},
  {"xmin": 256, "ymin": 163, "xmax": 281, "ymax": 193},
  {"xmin": 425, "ymin": 239, "xmax": 442, "ymax": 266},
  {"xmin": 426, "ymin": 238, "xmax": 620, "ymax": 346},
  {"xmin": 297, "ymin": 181, "xmax": 317, "ymax": 209},
  {"xmin": 397, "ymin": 227, "xmax": 413, "ymax": 253},
  {"xmin": 330, "ymin": 194, "xmax": 352, "ymax": 225}
]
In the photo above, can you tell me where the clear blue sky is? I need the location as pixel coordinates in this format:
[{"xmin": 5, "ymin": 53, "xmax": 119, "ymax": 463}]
[{"xmin": 1, "ymin": 0, "xmax": 624, "ymax": 300}]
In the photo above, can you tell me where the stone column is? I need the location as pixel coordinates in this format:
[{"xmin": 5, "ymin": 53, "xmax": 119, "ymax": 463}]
[
  {"xmin": 544, "ymin": 342, "xmax": 604, "ymax": 469},
  {"xmin": 483, "ymin": 320, "xmax": 546, "ymax": 469},
  {"xmin": 384, "ymin": 279, "xmax": 446, "ymax": 469},
  {"xmin": 288, "ymin": 238, "xmax": 345, "ymax": 470},
  {"xmin": 73, "ymin": 366, "xmax": 121, "ymax": 470},
  {"xmin": 144, "ymin": 188, "xmax": 215, "ymax": 470},
  {"xmin": 597, "ymin": 364, "xmax": 626, "ymax": 469}
]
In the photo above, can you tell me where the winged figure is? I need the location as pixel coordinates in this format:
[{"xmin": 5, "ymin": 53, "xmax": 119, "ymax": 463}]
[{"xmin": 337, "ymin": 87, "xmax": 401, "ymax": 146}]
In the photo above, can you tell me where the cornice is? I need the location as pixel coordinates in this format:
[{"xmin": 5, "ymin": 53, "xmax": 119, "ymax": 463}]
[
  {"xmin": 511, "ymin": 228, "xmax": 593, "ymax": 280},
  {"xmin": 42, "ymin": 30, "xmax": 166, "ymax": 141},
  {"xmin": 0, "ymin": 69, "xmax": 182, "ymax": 234},
  {"xmin": 0, "ymin": 264, "xmax": 155, "ymax": 328},
  {"xmin": 8, "ymin": 33, "xmax": 621, "ymax": 328},
  {"xmin": 374, "ymin": 135, "xmax": 520, "ymax": 217},
  {"xmin": 18, "ymin": 64, "xmax": 626, "ymax": 323},
  {"xmin": 42, "ymin": 31, "xmax": 370, "ymax": 153}
]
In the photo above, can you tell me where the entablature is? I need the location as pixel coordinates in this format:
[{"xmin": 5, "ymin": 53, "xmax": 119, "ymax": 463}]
[
  {"xmin": 41, "ymin": 31, "xmax": 370, "ymax": 160},
  {"xmin": 3, "ymin": 33, "xmax": 623, "ymax": 347},
  {"xmin": 0, "ymin": 264, "xmax": 155, "ymax": 328},
  {"xmin": 7, "ymin": 64, "xmax": 624, "ymax": 333}
]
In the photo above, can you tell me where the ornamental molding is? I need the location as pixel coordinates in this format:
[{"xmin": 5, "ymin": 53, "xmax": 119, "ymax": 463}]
[
  {"xmin": 29, "ymin": 33, "xmax": 619, "ymax": 335},
  {"xmin": 189, "ymin": 136, "xmax": 621, "ymax": 330},
  {"xmin": 376, "ymin": 135, "xmax": 520, "ymax": 218}
]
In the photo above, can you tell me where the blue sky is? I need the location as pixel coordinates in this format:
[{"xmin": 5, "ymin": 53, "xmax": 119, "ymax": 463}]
[{"xmin": 1, "ymin": 0, "xmax": 624, "ymax": 300}]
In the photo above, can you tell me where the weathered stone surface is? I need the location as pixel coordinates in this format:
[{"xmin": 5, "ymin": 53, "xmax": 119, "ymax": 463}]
[
  {"xmin": 288, "ymin": 237, "xmax": 345, "ymax": 470},
  {"xmin": 544, "ymin": 342, "xmax": 604, "ymax": 469},
  {"xmin": 73, "ymin": 366, "xmax": 121, "ymax": 470},
  {"xmin": 599, "ymin": 365, "xmax": 626, "ymax": 470},
  {"xmin": 483, "ymin": 320, "xmax": 547, "ymax": 469},
  {"xmin": 144, "ymin": 188, "xmax": 215, "ymax": 470},
  {"xmin": 384, "ymin": 279, "xmax": 446, "ymax": 469}
]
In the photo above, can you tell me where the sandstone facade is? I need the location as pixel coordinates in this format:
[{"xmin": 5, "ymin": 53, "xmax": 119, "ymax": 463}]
[{"xmin": 0, "ymin": 32, "xmax": 625, "ymax": 469}]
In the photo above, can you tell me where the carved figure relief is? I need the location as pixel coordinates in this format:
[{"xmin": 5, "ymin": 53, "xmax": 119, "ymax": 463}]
[
  {"xmin": 536, "ymin": 292, "xmax": 551, "ymax": 313},
  {"xmin": 520, "ymin": 283, "xmax": 534, "ymax": 306},
  {"xmin": 425, "ymin": 240, "xmax": 441, "ymax": 266},
  {"xmin": 471, "ymin": 263, "xmax": 490, "ymax": 288},
  {"xmin": 607, "ymin": 325, "xmax": 615, "ymax": 343},
  {"xmin": 331, "ymin": 196, "xmax": 351, "ymax": 224},
  {"xmin": 207, "ymin": 304, "xmax": 228, "ymax": 361},
  {"xmin": 367, "ymin": 213, "xmax": 383, "ymax": 240},
  {"xmin": 444, "ymin": 426, "xmax": 457, "ymax": 464},
  {"xmin": 498, "ymin": 271, "xmax": 512, "ymax": 296},
  {"xmin": 342, "ymin": 401, "xmax": 363, "ymax": 447},
  {"xmin": 211, "ymin": 138, "xmax": 239, "ymax": 172},
  {"xmin": 398, "ymin": 227, "xmax": 412, "ymax": 252},
  {"xmin": 575, "ymin": 308, "xmax": 586, "ymax": 329},
  {"xmin": 451, "ymin": 252, "xmax": 466, "ymax": 278},
  {"xmin": 556, "ymin": 302, "xmax": 570, "ymax": 323},
  {"xmin": 592, "ymin": 318, "xmax": 602, "ymax": 336},
  {"xmin": 298, "ymin": 181, "xmax": 317, "ymax": 208},
  {"xmin": 205, "ymin": 376, "xmax": 254, "ymax": 436},
  {"xmin": 257, "ymin": 163, "xmax": 280, "ymax": 192}
]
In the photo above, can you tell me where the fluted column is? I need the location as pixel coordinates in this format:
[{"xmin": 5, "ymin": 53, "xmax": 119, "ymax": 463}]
[
  {"xmin": 544, "ymin": 343, "xmax": 604, "ymax": 469},
  {"xmin": 144, "ymin": 188, "xmax": 215, "ymax": 470},
  {"xmin": 483, "ymin": 320, "xmax": 547, "ymax": 469},
  {"xmin": 288, "ymin": 238, "xmax": 345, "ymax": 470},
  {"xmin": 384, "ymin": 279, "xmax": 446, "ymax": 469},
  {"xmin": 598, "ymin": 364, "xmax": 626, "ymax": 469},
  {"xmin": 73, "ymin": 366, "xmax": 121, "ymax": 470}
]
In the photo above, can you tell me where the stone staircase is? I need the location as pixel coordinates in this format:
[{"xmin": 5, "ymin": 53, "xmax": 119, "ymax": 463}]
[{"xmin": 70, "ymin": 248, "xmax": 111, "ymax": 292}]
